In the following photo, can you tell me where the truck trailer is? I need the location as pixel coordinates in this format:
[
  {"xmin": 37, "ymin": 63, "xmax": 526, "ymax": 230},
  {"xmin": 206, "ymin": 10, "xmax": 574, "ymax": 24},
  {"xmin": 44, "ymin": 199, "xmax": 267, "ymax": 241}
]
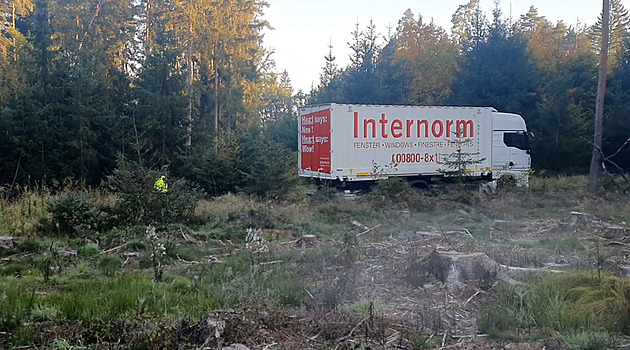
[{"xmin": 298, "ymin": 104, "xmax": 532, "ymax": 188}]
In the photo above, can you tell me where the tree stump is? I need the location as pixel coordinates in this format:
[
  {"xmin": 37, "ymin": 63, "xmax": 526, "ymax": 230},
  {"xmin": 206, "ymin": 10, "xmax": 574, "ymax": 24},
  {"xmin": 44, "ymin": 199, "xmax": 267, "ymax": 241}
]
[
  {"xmin": 0, "ymin": 236, "xmax": 14, "ymax": 249},
  {"xmin": 122, "ymin": 252, "xmax": 141, "ymax": 268},
  {"xmin": 224, "ymin": 344, "xmax": 250, "ymax": 350},
  {"xmin": 296, "ymin": 234, "xmax": 317, "ymax": 249},
  {"xmin": 407, "ymin": 250, "xmax": 519, "ymax": 288},
  {"xmin": 425, "ymin": 250, "xmax": 502, "ymax": 287},
  {"xmin": 60, "ymin": 250, "xmax": 78, "ymax": 257}
]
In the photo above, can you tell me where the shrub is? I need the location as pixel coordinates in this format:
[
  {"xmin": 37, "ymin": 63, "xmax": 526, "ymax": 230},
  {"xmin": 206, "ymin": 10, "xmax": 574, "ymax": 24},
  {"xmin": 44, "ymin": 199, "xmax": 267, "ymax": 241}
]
[
  {"xmin": 46, "ymin": 194, "xmax": 96, "ymax": 235},
  {"xmin": 105, "ymin": 157, "xmax": 204, "ymax": 225},
  {"xmin": 97, "ymin": 255, "xmax": 121, "ymax": 278},
  {"xmin": 367, "ymin": 178, "xmax": 423, "ymax": 207},
  {"xmin": 30, "ymin": 304, "xmax": 60, "ymax": 322},
  {"xmin": 77, "ymin": 242, "xmax": 100, "ymax": 257},
  {"xmin": 374, "ymin": 178, "xmax": 410, "ymax": 197},
  {"xmin": 236, "ymin": 134, "xmax": 300, "ymax": 199}
]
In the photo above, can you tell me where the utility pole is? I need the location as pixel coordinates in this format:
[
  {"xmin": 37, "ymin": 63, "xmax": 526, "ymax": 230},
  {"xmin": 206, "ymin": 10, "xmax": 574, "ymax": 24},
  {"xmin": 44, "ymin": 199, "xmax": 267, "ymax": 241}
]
[{"xmin": 588, "ymin": 0, "xmax": 610, "ymax": 191}]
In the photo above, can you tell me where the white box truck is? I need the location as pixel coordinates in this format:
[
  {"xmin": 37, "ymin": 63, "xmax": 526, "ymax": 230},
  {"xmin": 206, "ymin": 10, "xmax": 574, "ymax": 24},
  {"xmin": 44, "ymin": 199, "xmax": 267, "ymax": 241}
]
[{"xmin": 298, "ymin": 104, "xmax": 532, "ymax": 188}]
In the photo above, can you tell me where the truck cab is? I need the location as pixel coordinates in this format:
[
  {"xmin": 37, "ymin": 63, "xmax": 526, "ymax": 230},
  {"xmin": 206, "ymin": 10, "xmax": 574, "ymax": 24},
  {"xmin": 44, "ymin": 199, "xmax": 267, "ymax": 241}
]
[{"xmin": 491, "ymin": 112, "xmax": 532, "ymax": 186}]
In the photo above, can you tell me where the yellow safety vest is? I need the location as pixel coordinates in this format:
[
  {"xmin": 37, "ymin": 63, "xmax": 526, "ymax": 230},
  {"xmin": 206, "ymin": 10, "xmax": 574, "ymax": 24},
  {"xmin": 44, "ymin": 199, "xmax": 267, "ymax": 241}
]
[{"xmin": 154, "ymin": 176, "xmax": 168, "ymax": 193}]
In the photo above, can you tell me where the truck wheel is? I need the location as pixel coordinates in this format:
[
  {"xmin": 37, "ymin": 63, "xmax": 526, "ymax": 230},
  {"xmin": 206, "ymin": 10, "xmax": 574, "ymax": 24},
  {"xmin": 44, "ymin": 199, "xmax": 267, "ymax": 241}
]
[
  {"xmin": 409, "ymin": 179, "xmax": 430, "ymax": 190},
  {"xmin": 497, "ymin": 175, "xmax": 517, "ymax": 188}
]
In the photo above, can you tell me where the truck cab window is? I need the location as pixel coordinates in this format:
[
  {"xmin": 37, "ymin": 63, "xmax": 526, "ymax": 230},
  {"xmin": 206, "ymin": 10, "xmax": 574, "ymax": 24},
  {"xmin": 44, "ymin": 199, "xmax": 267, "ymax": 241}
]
[{"xmin": 504, "ymin": 132, "xmax": 530, "ymax": 151}]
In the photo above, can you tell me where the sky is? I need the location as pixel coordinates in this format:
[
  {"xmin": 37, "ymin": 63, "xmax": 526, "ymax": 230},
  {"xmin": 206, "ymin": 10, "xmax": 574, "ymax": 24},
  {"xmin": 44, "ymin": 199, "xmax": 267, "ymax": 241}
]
[{"xmin": 262, "ymin": 0, "xmax": 626, "ymax": 93}]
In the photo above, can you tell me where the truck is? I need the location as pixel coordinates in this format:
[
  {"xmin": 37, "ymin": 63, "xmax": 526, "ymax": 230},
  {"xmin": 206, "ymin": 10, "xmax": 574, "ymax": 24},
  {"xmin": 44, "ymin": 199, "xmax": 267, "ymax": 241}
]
[{"xmin": 298, "ymin": 104, "xmax": 532, "ymax": 189}]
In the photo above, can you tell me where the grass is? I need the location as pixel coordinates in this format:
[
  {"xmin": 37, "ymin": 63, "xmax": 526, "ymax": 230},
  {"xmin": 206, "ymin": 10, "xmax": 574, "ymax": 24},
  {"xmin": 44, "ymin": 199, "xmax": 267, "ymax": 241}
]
[
  {"xmin": 343, "ymin": 299, "xmax": 386, "ymax": 315},
  {"xmin": 2, "ymin": 175, "xmax": 630, "ymax": 348},
  {"xmin": 562, "ymin": 330, "xmax": 616, "ymax": 349},
  {"xmin": 0, "ymin": 250, "xmax": 308, "ymax": 346},
  {"xmin": 0, "ymin": 188, "xmax": 52, "ymax": 236},
  {"xmin": 516, "ymin": 237, "xmax": 586, "ymax": 253},
  {"xmin": 479, "ymin": 271, "xmax": 630, "ymax": 340}
]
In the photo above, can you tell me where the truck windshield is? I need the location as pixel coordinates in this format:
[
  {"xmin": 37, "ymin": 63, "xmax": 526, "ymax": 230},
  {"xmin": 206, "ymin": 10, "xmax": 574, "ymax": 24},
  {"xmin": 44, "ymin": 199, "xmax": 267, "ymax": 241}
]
[{"xmin": 503, "ymin": 132, "xmax": 530, "ymax": 151}]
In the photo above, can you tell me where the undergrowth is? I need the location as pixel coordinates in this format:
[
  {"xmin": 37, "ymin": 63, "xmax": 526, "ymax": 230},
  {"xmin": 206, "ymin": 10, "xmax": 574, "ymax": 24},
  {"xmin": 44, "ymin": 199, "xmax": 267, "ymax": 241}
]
[
  {"xmin": 2, "ymin": 174, "xmax": 630, "ymax": 348},
  {"xmin": 479, "ymin": 271, "xmax": 630, "ymax": 344}
]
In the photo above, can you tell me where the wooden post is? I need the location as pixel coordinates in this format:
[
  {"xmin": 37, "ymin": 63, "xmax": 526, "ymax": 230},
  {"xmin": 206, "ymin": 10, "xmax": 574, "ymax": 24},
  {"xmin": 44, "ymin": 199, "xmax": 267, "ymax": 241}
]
[{"xmin": 588, "ymin": 0, "xmax": 610, "ymax": 191}]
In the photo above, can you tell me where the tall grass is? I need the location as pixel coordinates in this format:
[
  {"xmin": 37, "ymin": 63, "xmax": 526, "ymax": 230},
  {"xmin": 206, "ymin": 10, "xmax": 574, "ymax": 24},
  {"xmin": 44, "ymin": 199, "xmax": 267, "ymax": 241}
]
[
  {"xmin": 479, "ymin": 271, "xmax": 630, "ymax": 339},
  {"xmin": 0, "ymin": 189, "xmax": 53, "ymax": 236},
  {"xmin": 0, "ymin": 185, "xmax": 117, "ymax": 236},
  {"xmin": 0, "ymin": 278, "xmax": 37, "ymax": 331}
]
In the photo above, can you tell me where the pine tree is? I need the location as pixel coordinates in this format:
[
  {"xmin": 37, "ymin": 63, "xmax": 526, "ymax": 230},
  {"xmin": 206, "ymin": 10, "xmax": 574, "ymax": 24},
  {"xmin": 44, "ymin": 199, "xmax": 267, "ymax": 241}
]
[{"xmin": 590, "ymin": 0, "xmax": 630, "ymax": 68}]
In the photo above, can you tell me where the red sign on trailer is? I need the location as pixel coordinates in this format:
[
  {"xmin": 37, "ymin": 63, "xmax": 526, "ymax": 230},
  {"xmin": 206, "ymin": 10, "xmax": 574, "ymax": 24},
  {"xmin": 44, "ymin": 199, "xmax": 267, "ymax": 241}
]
[{"xmin": 300, "ymin": 108, "xmax": 331, "ymax": 174}]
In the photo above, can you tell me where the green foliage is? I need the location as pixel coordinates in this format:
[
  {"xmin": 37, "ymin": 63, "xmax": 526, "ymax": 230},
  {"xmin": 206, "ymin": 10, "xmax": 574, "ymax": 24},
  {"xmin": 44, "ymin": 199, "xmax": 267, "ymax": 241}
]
[
  {"xmin": 437, "ymin": 183, "xmax": 483, "ymax": 206},
  {"xmin": 450, "ymin": 8, "xmax": 539, "ymax": 114},
  {"xmin": 479, "ymin": 271, "xmax": 630, "ymax": 340},
  {"xmin": 46, "ymin": 194, "xmax": 97, "ymax": 235},
  {"xmin": 406, "ymin": 330, "xmax": 435, "ymax": 350},
  {"xmin": 375, "ymin": 178, "xmax": 409, "ymax": 196},
  {"xmin": 368, "ymin": 177, "xmax": 422, "ymax": 207},
  {"xmin": 605, "ymin": 35, "xmax": 630, "ymax": 172},
  {"xmin": 516, "ymin": 237, "xmax": 585, "ymax": 253},
  {"xmin": 48, "ymin": 339, "xmax": 88, "ymax": 350},
  {"xmin": 77, "ymin": 242, "xmax": 100, "ymax": 257},
  {"xmin": 437, "ymin": 137, "xmax": 485, "ymax": 181},
  {"xmin": 97, "ymin": 255, "xmax": 122, "ymax": 278},
  {"xmin": 30, "ymin": 303, "xmax": 61, "ymax": 322},
  {"xmin": 308, "ymin": 180, "xmax": 339, "ymax": 204},
  {"xmin": 0, "ymin": 188, "xmax": 53, "ymax": 236},
  {"xmin": 562, "ymin": 330, "xmax": 616, "ymax": 350},
  {"xmin": 344, "ymin": 299, "xmax": 384, "ymax": 315},
  {"xmin": 0, "ymin": 0, "xmax": 279, "ymax": 192},
  {"xmin": 236, "ymin": 131, "xmax": 299, "ymax": 199},
  {"xmin": 0, "ymin": 278, "xmax": 35, "ymax": 332},
  {"xmin": 106, "ymin": 158, "xmax": 204, "ymax": 225},
  {"xmin": 529, "ymin": 53, "xmax": 598, "ymax": 173},
  {"xmin": 0, "ymin": 245, "xmax": 308, "ymax": 345}
]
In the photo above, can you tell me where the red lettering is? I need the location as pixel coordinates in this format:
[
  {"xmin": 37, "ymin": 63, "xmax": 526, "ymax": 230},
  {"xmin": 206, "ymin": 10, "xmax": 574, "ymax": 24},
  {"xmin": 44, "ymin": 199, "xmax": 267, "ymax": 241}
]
[
  {"xmin": 351, "ymin": 112, "xmax": 475, "ymax": 140},
  {"xmin": 446, "ymin": 120, "xmax": 454, "ymax": 137},
  {"xmin": 406, "ymin": 119, "xmax": 414, "ymax": 137},
  {"xmin": 432, "ymin": 120, "xmax": 444, "ymax": 138},
  {"xmin": 456, "ymin": 120, "xmax": 474, "ymax": 137},
  {"xmin": 380, "ymin": 114, "xmax": 389, "ymax": 138},
  {"xmin": 364, "ymin": 119, "xmax": 377, "ymax": 138},
  {"xmin": 391, "ymin": 119, "xmax": 403, "ymax": 138},
  {"xmin": 417, "ymin": 120, "xmax": 429, "ymax": 138}
]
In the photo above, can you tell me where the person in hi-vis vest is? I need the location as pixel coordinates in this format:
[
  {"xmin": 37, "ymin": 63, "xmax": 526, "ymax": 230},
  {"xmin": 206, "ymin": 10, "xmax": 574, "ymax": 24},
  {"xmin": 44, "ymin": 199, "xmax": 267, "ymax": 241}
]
[{"xmin": 154, "ymin": 175, "xmax": 168, "ymax": 193}]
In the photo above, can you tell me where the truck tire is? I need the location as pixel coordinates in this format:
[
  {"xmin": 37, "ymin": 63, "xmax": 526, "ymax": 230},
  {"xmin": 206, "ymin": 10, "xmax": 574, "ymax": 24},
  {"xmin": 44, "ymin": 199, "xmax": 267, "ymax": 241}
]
[
  {"xmin": 409, "ymin": 179, "xmax": 430, "ymax": 190},
  {"xmin": 497, "ymin": 175, "xmax": 517, "ymax": 188}
]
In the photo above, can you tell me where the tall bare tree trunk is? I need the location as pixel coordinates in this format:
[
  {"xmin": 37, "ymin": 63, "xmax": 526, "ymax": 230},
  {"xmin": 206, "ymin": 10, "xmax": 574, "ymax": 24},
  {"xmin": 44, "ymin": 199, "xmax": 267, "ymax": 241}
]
[
  {"xmin": 186, "ymin": 39, "xmax": 193, "ymax": 148},
  {"xmin": 588, "ymin": 0, "xmax": 610, "ymax": 191},
  {"xmin": 145, "ymin": 0, "xmax": 151, "ymax": 56},
  {"xmin": 12, "ymin": 3, "xmax": 17, "ymax": 60},
  {"xmin": 227, "ymin": 57, "xmax": 232, "ymax": 133},
  {"xmin": 214, "ymin": 54, "xmax": 219, "ymax": 153}
]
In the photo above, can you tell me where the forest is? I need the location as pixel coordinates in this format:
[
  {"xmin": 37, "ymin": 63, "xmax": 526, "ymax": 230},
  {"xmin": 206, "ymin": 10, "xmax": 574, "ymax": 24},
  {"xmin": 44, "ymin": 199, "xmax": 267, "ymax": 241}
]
[{"xmin": 0, "ymin": 0, "xmax": 629, "ymax": 195}]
